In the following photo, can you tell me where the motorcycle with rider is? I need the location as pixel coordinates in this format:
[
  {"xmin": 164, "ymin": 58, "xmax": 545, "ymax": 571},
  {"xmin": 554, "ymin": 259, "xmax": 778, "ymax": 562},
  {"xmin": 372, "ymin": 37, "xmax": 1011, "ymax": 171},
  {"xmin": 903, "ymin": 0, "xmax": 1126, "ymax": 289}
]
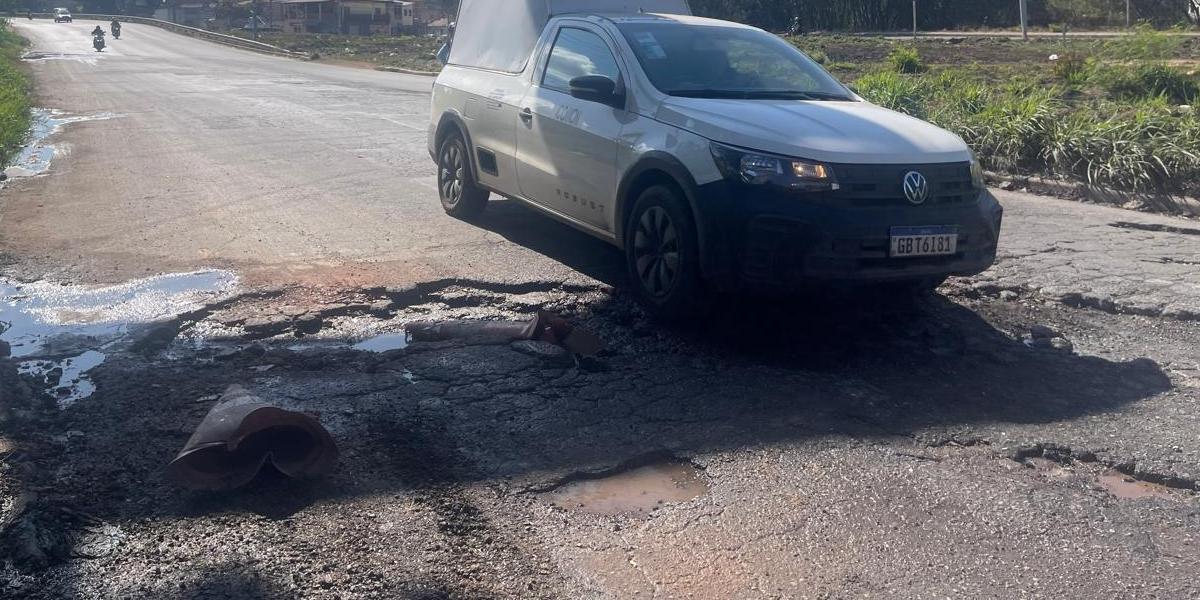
[{"xmin": 91, "ymin": 25, "xmax": 105, "ymax": 52}]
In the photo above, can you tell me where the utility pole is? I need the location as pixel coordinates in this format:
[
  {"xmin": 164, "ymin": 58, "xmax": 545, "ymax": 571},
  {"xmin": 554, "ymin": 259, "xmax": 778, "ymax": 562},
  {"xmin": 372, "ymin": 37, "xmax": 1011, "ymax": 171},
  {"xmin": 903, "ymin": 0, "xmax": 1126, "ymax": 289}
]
[
  {"xmin": 1125, "ymin": 0, "xmax": 1131, "ymax": 28},
  {"xmin": 251, "ymin": 0, "xmax": 259, "ymax": 39},
  {"xmin": 1019, "ymin": 0, "xmax": 1028, "ymax": 41},
  {"xmin": 912, "ymin": 0, "xmax": 917, "ymax": 40}
]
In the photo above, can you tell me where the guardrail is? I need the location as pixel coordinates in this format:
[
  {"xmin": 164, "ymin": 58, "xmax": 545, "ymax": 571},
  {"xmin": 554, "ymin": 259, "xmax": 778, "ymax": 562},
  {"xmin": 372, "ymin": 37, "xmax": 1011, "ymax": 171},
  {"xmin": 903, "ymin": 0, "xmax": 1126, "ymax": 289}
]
[{"xmin": 26, "ymin": 13, "xmax": 301, "ymax": 58}]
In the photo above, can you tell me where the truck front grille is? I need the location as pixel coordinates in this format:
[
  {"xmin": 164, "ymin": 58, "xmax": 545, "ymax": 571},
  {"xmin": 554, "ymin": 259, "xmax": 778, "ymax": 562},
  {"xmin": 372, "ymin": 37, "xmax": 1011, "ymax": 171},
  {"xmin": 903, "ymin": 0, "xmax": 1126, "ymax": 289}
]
[{"xmin": 830, "ymin": 162, "xmax": 975, "ymax": 207}]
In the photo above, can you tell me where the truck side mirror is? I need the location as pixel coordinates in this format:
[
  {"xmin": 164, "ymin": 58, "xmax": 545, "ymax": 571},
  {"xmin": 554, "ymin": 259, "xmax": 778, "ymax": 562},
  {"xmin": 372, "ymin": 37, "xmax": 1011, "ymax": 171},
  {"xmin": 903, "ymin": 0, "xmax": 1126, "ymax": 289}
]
[{"xmin": 569, "ymin": 75, "xmax": 624, "ymax": 109}]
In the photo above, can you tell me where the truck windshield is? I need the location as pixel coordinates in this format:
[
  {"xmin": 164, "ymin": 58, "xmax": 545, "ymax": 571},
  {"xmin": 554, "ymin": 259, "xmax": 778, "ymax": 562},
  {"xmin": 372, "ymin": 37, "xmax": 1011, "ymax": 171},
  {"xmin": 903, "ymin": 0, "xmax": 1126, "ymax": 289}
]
[{"xmin": 616, "ymin": 22, "xmax": 854, "ymax": 101}]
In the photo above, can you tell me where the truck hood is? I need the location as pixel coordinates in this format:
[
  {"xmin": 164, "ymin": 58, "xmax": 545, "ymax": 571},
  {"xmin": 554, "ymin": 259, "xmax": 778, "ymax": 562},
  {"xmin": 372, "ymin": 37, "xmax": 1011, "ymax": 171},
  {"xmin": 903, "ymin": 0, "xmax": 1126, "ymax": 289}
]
[{"xmin": 654, "ymin": 98, "xmax": 971, "ymax": 164}]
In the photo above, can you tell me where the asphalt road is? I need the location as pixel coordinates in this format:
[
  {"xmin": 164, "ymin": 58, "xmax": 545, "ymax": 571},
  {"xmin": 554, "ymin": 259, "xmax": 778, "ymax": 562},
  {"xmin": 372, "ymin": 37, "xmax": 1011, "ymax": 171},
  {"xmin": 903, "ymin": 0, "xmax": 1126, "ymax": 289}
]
[
  {"xmin": 3, "ymin": 21, "xmax": 1200, "ymax": 600},
  {"xmin": 5, "ymin": 20, "xmax": 619, "ymax": 290}
]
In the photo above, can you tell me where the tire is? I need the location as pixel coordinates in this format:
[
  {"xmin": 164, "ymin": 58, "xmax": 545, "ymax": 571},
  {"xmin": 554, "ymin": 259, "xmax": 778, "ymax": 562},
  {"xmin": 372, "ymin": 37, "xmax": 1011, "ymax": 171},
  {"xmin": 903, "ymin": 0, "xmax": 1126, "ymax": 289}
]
[
  {"xmin": 436, "ymin": 131, "xmax": 488, "ymax": 219},
  {"xmin": 625, "ymin": 184, "xmax": 708, "ymax": 319}
]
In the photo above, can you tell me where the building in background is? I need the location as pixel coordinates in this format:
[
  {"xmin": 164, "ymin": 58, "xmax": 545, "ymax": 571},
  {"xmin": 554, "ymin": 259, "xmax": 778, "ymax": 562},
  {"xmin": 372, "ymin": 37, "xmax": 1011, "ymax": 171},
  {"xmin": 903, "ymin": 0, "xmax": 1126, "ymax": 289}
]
[
  {"xmin": 424, "ymin": 15, "xmax": 449, "ymax": 36},
  {"xmin": 153, "ymin": 1, "xmax": 216, "ymax": 27},
  {"xmin": 270, "ymin": 0, "xmax": 418, "ymax": 34},
  {"xmin": 150, "ymin": 0, "xmax": 445, "ymax": 34}
]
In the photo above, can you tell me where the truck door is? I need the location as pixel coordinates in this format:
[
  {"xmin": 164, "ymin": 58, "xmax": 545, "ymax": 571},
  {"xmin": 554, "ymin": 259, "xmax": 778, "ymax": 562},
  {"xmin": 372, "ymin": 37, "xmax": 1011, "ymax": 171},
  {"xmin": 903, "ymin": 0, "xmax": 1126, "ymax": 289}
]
[
  {"xmin": 455, "ymin": 71, "xmax": 525, "ymax": 195},
  {"xmin": 515, "ymin": 23, "xmax": 626, "ymax": 232}
]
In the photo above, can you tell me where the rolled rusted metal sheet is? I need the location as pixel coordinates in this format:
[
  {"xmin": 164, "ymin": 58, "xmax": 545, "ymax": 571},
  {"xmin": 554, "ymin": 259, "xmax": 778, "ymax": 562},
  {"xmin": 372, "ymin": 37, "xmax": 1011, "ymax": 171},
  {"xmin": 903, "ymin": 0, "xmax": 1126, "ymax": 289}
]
[
  {"xmin": 407, "ymin": 317, "xmax": 540, "ymax": 345},
  {"xmin": 169, "ymin": 385, "xmax": 338, "ymax": 491},
  {"xmin": 407, "ymin": 311, "xmax": 603, "ymax": 356}
]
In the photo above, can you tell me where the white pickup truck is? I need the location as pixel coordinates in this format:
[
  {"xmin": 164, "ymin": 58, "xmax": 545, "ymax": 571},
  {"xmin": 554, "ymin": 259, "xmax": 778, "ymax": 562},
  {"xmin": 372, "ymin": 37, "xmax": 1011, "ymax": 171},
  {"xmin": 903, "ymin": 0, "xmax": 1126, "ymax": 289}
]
[{"xmin": 428, "ymin": 0, "xmax": 1002, "ymax": 316}]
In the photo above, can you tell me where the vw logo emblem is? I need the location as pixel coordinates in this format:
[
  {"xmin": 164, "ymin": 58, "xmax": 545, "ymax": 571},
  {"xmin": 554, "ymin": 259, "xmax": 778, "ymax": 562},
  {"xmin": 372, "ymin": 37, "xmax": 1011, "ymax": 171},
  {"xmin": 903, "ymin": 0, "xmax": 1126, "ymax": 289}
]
[{"xmin": 903, "ymin": 171, "xmax": 929, "ymax": 204}]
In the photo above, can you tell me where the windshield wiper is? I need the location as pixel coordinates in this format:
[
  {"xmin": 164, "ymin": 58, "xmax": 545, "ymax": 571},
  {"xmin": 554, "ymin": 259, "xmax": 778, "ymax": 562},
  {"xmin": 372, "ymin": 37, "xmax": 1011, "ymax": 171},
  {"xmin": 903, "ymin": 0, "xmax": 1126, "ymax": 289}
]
[
  {"xmin": 666, "ymin": 89, "xmax": 751, "ymax": 98},
  {"xmin": 667, "ymin": 89, "xmax": 853, "ymax": 101},
  {"xmin": 742, "ymin": 90, "xmax": 853, "ymax": 101}
]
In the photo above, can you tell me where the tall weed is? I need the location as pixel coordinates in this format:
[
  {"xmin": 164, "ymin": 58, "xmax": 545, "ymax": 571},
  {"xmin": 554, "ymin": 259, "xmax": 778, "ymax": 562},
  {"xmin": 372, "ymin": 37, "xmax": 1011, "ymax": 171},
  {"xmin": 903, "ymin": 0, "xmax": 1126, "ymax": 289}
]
[
  {"xmin": 853, "ymin": 71, "xmax": 928, "ymax": 118},
  {"xmin": 1103, "ymin": 23, "xmax": 1184, "ymax": 61},
  {"xmin": 1103, "ymin": 64, "xmax": 1199, "ymax": 104},
  {"xmin": 0, "ymin": 19, "xmax": 30, "ymax": 167},
  {"xmin": 886, "ymin": 46, "xmax": 925, "ymax": 74}
]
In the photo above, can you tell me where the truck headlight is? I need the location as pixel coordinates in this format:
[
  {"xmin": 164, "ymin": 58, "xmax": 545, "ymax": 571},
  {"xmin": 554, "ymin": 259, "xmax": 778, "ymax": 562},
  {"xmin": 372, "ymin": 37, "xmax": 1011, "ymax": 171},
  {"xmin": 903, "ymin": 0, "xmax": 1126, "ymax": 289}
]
[
  {"xmin": 710, "ymin": 142, "xmax": 838, "ymax": 192},
  {"xmin": 969, "ymin": 154, "xmax": 985, "ymax": 189}
]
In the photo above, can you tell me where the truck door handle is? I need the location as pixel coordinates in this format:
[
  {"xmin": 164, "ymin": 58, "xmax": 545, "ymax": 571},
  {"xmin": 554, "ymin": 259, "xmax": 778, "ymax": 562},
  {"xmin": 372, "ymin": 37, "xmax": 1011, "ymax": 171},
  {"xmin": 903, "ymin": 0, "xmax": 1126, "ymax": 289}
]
[{"xmin": 519, "ymin": 108, "xmax": 533, "ymax": 124}]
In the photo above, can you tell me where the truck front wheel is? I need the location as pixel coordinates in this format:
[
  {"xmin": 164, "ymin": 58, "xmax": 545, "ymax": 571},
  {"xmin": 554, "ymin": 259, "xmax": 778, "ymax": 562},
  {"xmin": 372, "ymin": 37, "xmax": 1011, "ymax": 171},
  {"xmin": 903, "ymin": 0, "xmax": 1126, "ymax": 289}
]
[
  {"xmin": 625, "ymin": 185, "xmax": 708, "ymax": 319},
  {"xmin": 437, "ymin": 132, "xmax": 488, "ymax": 219}
]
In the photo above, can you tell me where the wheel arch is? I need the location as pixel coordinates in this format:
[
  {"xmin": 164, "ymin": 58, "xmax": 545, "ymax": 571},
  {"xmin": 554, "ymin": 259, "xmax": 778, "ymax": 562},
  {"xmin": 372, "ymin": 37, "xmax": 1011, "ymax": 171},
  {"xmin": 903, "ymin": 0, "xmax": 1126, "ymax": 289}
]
[
  {"xmin": 615, "ymin": 153, "xmax": 706, "ymax": 253},
  {"xmin": 433, "ymin": 111, "xmax": 478, "ymax": 181}
]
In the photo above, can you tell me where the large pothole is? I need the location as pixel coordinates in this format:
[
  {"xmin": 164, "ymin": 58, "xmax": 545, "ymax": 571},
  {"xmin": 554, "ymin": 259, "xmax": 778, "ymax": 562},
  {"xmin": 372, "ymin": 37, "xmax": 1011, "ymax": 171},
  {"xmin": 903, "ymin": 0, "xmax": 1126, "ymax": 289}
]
[{"xmin": 540, "ymin": 456, "xmax": 708, "ymax": 516}]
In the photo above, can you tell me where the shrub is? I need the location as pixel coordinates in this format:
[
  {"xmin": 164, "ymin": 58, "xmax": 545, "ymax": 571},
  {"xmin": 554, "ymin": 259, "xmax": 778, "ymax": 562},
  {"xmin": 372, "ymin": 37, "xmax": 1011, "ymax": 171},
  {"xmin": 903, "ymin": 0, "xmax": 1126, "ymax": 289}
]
[
  {"xmin": 886, "ymin": 46, "xmax": 925, "ymax": 74},
  {"xmin": 805, "ymin": 48, "xmax": 829, "ymax": 65},
  {"xmin": 1105, "ymin": 64, "xmax": 1199, "ymax": 104},
  {"xmin": 1052, "ymin": 52, "xmax": 1093, "ymax": 86},
  {"xmin": 853, "ymin": 71, "xmax": 928, "ymax": 118}
]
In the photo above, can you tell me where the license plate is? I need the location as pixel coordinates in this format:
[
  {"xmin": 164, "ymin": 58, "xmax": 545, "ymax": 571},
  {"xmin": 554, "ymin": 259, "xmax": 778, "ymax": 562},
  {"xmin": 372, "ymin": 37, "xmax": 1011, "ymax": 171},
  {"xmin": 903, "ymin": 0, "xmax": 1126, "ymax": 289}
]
[{"xmin": 890, "ymin": 226, "xmax": 958, "ymax": 258}]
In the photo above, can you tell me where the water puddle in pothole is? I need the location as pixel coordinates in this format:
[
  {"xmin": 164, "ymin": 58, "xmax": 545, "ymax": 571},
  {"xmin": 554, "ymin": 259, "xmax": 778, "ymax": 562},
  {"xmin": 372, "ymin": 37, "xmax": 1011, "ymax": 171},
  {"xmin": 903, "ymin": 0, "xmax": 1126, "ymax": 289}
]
[
  {"xmin": 542, "ymin": 459, "xmax": 708, "ymax": 516},
  {"xmin": 0, "ymin": 269, "xmax": 239, "ymax": 359},
  {"xmin": 18, "ymin": 350, "xmax": 106, "ymax": 408},
  {"xmin": 4, "ymin": 108, "xmax": 120, "ymax": 178},
  {"xmin": 1097, "ymin": 472, "xmax": 1176, "ymax": 500},
  {"xmin": 351, "ymin": 331, "xmax": 410, "ymax": 352}
]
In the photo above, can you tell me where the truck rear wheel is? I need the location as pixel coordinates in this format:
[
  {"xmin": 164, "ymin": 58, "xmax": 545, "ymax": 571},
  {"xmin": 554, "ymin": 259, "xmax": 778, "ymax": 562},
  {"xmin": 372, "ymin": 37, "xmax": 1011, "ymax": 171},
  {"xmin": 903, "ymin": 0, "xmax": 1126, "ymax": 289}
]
[
  {"xmin": 437, "ymin": 132, "xmax": 488, "ymax": 219},
  {"xmin": 625, "ymin": 185, "xmax": 707, "ymax": 319}
]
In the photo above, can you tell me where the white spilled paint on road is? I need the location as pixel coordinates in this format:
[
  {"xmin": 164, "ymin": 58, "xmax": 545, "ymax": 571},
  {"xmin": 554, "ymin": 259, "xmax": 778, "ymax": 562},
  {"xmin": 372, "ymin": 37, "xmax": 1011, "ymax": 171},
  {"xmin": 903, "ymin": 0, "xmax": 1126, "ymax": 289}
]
[
  {"xmin": 21, "ymin": 50, "xmax": 101, "ymax": 66},
  {"xmin": 0, "ymin": 270, "xmax": 239, "ymax": 359},
  {"xmin": 18, "ymin": 350, "xmax": 106, "ymax": 408},
  {"xmin": 4, "ymin": 109, "xmax": 121, "ymax": 178}
]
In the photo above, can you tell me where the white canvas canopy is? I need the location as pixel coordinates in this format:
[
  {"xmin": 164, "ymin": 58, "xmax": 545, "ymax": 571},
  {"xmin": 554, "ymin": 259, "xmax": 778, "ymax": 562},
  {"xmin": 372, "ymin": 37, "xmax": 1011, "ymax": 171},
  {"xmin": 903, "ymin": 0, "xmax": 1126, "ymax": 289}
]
[{"xmin": 449, "ymin": 0, "xmax": 692, "ymax": 73}]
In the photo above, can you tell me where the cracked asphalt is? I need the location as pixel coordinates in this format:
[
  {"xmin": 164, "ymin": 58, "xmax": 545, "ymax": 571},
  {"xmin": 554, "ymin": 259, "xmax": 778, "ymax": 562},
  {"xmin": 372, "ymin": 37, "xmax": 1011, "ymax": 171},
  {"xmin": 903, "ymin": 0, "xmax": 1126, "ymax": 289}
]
[{"xmin": 3, "ymin": 20, "xmax": 1200, "ymax": 600}]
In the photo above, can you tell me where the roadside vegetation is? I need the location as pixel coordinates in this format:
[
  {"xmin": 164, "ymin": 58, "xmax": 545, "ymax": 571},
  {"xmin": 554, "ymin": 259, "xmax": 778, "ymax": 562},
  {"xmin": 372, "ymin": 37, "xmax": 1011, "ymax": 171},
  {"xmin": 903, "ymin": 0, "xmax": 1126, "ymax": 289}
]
[
  {"xmin": 0, "ymin": 19, "xmax": 30, "ymax": 167},
  {"xmin": 234, "ymin": 32, "xmax": 443, "ymax": 72},
  {"xmin": 799, "ymin": 29, "xmax": 1200, "ymax": 197}
]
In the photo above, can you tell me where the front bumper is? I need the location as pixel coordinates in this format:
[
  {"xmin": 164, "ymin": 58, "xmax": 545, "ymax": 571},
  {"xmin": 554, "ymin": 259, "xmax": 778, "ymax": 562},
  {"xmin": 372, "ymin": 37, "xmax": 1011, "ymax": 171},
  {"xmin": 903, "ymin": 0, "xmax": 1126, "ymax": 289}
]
[{"xmin": 693, "ymin": 180, "xmax": 1003, "ymax": 291}]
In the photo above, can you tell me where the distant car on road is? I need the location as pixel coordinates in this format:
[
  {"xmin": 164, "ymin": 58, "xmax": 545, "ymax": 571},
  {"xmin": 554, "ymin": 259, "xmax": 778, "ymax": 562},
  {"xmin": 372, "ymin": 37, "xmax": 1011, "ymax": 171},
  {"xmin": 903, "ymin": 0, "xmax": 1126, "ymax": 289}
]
[{"xmin": 53, "ymin": 7, "xmax": 73, "ymax": 22}]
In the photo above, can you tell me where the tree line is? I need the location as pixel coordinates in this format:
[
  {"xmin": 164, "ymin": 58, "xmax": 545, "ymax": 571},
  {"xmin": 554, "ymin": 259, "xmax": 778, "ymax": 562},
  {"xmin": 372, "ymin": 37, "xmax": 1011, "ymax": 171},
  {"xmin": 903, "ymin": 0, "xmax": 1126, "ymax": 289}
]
[{"xmin": 687, "ymin": 0, "xmax": 1198, "ymax": 31}]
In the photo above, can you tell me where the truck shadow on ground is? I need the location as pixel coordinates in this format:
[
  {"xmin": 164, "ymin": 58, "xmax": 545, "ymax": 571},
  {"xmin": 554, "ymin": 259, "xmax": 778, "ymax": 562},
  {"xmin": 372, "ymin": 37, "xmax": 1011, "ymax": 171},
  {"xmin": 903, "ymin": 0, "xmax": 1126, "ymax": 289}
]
[{"xmin": 475, "ymin": 199, "xmax": 627, "ymax": 286}]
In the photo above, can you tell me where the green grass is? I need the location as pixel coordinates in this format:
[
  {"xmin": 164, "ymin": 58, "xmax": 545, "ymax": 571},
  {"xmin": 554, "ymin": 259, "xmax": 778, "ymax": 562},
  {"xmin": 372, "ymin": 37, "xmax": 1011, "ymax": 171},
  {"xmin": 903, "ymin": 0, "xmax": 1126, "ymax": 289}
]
[
  {"xmin": 0, "ymin": 19, "xmax": 31, "ymax": 167},
  {"xmin": 1101, "ymin": 23, "xmax": 1185, "ymax": 61},
  {"xmin": 1101, "ymin": 63, "xmax": 1199, "ymax": 104},
  {"xmin": 803, "ymin": 32, "xmax": 1200, "ymax": 198},
  {"xmin": 849, "ymin": 64, "xmax": 1200, "ymax": 196}
]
